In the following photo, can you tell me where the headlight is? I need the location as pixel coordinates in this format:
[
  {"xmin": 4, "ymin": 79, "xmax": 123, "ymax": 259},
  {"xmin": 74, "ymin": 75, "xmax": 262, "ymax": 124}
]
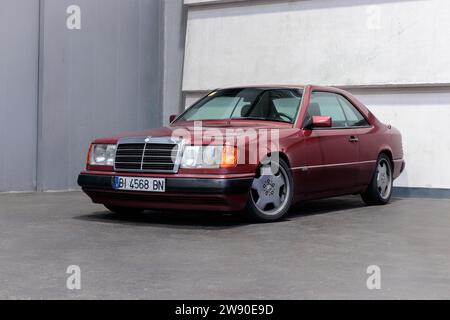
[
  {"xmin": 181, "ymin": 145, "xmax": 237, "ymax": 169},
  {"xmin": 89, "ymin": 144, "xmax": 116, "ymax": 166}
]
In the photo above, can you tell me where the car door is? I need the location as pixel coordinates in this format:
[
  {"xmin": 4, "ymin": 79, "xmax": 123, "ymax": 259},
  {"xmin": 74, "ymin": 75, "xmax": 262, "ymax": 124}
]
[
  {"xmin": 303, "ymin": 91, "xmax": 360, "ymax": 193},
  {"xmin": 336, "ymin": 94, "xmax": 374, "ymax": 187}
]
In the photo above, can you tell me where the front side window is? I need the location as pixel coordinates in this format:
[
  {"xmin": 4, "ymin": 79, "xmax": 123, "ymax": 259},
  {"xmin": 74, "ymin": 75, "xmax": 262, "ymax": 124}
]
[
  {"xmin": 305, "ymin": 92, "xmax": 347, "ymax": 128},
  {"xmin": 304, "ymin": 91, "xmax": 369, "ymax": 128},
  {"xmin": 177, "ymin": 88, "xmax": 303, "ymax": 124}
]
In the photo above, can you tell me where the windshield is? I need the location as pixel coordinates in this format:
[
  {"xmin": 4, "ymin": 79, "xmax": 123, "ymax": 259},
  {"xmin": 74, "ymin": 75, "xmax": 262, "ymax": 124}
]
[{"xmin": 177, "ymin": 88, "xmax": 303, "ymax": 124}]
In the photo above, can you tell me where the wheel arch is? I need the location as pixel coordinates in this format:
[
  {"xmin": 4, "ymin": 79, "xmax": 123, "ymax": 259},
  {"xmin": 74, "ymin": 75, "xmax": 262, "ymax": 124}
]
[
  {"xmin": 378, "ymin": 148, "xmax": 394, "ymax": 169},
  {"xmin": 264, "ymin": 151, "xmax": 291, "ymax": 168}
]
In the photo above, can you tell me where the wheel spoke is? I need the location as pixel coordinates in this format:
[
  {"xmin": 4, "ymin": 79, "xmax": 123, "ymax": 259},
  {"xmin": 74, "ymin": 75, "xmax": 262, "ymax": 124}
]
[
  {"xmin": 380, "ymin": 177, "xmax": 386, "ymax": 189},
  {"xmin": 251, "ymin": 177, "xmax": 264, "ymax": 191},
  {"xmin": 260, "ymin": 165, "xmax": 274, "ymax": 176},
  {"xmin": 272, "ymin": 174, "xmax": 286, "ymax": 192},
  {"xmin": 256, "ymin": 195, "xmax": 270, "ymax": 210},
  {"xmin": 378, "ymin": 163, "xmax": 387, "ymax": 175},
  {"xmin": 272, "ymin": 196, "xmax": 282, "ymax": 208}
]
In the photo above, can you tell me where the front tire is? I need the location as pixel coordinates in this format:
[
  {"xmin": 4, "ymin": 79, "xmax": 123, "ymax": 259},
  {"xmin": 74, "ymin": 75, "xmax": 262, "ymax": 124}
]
[
  {"xmin": 361, "ymin": 154, "xmax": 393, "ymax": 205},
  {"xmin": 246, "ymin": 158, "xmax": 294, "ymax": 222},
  {"xmin": 104, "ymin": 205, "xmax": 143, "ymax": 215}
]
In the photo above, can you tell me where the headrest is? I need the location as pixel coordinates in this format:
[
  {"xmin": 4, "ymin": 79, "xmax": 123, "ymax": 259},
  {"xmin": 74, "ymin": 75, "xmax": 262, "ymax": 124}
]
[{"xmin": 241, "ymin": 104, "xmax": 251, "ymax": 117}]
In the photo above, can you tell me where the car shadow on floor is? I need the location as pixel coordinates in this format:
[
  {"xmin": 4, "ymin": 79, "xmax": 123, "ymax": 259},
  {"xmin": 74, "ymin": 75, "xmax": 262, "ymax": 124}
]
[
  {"xmin": 74, "ymin": 196, "xmax": 403, "ymax": 230},
  {"xmin": 75, "ymin": 209, "xmax": 250, "ymax": 230}
]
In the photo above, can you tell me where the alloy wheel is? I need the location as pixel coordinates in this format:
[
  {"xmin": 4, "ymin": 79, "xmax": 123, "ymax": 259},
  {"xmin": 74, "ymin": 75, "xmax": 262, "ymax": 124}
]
[
  {"xmin": 250, "ymin": 164, "xmax": 290, "ymax": 216},
  {"xmin": 377, "ymin": 159, "xmax": 392, "ymax": 200}
]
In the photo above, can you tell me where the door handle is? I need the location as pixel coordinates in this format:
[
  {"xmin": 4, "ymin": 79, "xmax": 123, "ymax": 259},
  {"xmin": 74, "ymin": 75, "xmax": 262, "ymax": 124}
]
[{"xmin": 349, "ymin": 136, "xmax": 359, "ymax": 143}]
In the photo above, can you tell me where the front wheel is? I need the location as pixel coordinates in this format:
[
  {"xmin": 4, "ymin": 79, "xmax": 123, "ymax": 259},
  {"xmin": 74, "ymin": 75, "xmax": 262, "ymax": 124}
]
[
  {"xmin": 246, "ymin": 158, "xmax": 294, "ymax": 222},
  {"xmin": 361, "ymin": 154, "xmax": 393, "ymax": 205}
]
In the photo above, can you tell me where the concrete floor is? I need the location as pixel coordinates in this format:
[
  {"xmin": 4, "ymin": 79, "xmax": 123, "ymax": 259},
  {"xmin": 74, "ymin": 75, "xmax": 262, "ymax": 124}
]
[{"xmin": 0, "ymin": 192, "xmax": 449, "ymax": 299}]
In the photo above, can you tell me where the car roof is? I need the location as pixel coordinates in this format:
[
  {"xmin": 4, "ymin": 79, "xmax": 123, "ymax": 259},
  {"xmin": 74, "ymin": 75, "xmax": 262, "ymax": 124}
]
[
  {"xmin": 218, "ymin": 85, "xmax": 306, "ymax": 91},
  {"xmin": 217, "ymin": 85, "xmax": 355, "ymax": 96}
]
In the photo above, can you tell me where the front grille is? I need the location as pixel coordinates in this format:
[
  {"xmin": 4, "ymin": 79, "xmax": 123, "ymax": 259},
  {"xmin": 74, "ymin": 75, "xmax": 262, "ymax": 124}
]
[{"xmin": 114, "ymin": 137, "xmax": 181, "ymax": 173}]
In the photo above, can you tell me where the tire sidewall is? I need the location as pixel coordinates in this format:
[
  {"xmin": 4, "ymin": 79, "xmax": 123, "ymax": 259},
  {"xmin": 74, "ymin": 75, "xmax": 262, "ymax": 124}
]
[{"xmin": 366, "ymin": 154, "xmax": 393, "ymax": 205}]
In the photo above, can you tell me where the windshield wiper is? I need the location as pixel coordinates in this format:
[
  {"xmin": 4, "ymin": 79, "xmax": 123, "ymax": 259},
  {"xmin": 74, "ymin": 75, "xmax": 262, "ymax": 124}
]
[{"xmin": 236, "ymin": 117, "xmax": 292, "ymax": 124}]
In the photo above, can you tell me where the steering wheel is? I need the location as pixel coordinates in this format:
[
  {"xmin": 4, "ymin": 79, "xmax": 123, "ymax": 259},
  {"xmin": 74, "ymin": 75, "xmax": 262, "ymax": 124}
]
[{"xmin": 276, "ymin": 112, "xmax": 294, "ymax": 122}]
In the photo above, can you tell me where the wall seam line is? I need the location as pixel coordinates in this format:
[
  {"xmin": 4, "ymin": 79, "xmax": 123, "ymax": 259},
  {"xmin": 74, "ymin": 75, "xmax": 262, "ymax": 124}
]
[{"xmin": 36, "ymin": 0, "xmax": 44, "ymax": 192}]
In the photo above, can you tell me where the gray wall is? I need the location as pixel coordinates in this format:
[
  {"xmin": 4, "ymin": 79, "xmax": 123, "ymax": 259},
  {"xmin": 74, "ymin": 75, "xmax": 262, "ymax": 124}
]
[
  {"xmin": 0, "ymin": 1, "xmax": 39, "ymax": 192},
  {"xmin": 0, "ymin": 0, "xmax": 187, "ymax": 192},
  {"xmin": 162, "ymin": 0, "xmax": 186, "ymax": 125},
  {"xmin": 37, "ymin": 0, "xmax": 164, "ymax": 190}
]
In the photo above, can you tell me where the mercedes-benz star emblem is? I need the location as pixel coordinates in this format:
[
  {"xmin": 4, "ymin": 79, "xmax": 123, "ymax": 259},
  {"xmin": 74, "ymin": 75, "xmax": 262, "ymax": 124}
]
[{"xmin": 144, "ymin": 137, "xmax": 151, "ymax": 143}]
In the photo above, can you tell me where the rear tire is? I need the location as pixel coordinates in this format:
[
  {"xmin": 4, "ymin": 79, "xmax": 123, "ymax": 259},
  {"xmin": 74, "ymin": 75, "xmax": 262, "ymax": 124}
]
[
  {"xmin": 246, "ymin": 158, "xmax": 294, "ymax": 222},
  {"xmin": 104, "ymin": 205, "xmax": 143, "ymax": 215},
  {"xmin": 361, "ymin": 154, "xmax": 393, "ymax": 205}
]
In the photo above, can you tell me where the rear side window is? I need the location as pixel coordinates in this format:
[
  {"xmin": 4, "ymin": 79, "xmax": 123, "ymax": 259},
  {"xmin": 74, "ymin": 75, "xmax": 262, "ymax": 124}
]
[{"xmin": 337, "ymin": 96, "xmax": 369, "ymax": 127}]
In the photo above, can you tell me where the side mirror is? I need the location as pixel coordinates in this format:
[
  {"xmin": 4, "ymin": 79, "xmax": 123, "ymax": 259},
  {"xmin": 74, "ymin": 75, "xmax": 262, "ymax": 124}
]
[
  {"xmin": 311, "ymin": 116, "xmax": 332, "ymax": 128},
  {"xmin": 169, "ymin": 114, "xmax": 178, "ymax": 123}
]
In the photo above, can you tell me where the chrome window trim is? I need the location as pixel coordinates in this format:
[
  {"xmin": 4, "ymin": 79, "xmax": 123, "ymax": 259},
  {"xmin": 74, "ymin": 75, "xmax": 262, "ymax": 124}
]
[{"xmin": 308, "ymin": 125, "xmax": 374, "ymax": 130}]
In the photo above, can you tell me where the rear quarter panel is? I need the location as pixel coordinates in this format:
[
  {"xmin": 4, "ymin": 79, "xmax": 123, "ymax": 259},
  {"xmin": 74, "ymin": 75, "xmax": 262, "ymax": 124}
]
[
  {"xmin": 357, "ymin": 123, "xmax": 404, "ymax": 185},
  {"xmin": 338, "ymin": 89, "xmax": 404, "ymax": 183}
]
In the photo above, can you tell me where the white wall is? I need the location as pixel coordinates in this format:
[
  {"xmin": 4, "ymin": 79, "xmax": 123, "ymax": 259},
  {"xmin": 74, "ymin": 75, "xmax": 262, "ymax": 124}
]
[
  {"xmin": 182, "ymin": 0, "xmax": 450, "ymax": 190},
  {"xmin": 185, "ymin": 0, "xmax": 249, "ymax": 5},
  {"xmin": 183, "ymin": 0, "xmax": 450, "ymax": 91},
  {"xmin": 351, "ymin": 88, "xmax": 450, "ymax": 189},
  {"xmin": 184, "ymin": 88, "xmax": 450, "ymax": 189}
]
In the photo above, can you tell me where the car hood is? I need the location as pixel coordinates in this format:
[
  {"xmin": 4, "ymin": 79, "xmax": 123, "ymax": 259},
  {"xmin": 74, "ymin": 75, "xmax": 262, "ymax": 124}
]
[{"xmin": 93, "ymin": 120, "xmax": 297, "ymax": 145}]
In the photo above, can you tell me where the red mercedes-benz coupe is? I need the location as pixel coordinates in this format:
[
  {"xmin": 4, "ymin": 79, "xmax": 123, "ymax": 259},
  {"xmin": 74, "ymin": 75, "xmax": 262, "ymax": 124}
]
[{"xmin": 78, "ymin": 85, "xmax": 405, "ymax": 221}]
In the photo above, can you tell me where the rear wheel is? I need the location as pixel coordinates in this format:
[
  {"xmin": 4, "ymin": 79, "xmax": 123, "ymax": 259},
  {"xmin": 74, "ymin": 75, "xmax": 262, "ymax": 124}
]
[
  {"xmin": 104, "ymin": 205, "xmax": 143, "ymax": 215},
  {"xmin": 246, "ymin": 158, "xmax": 293, "ymax": 222},
  {"xmin": 361, "ymin": 154, "xmax": 393, "ymax": 205}
]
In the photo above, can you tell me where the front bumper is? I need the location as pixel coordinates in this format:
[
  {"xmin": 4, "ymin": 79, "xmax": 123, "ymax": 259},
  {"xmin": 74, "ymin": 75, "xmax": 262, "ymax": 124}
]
[{"xmin": 78, "ymin": 173, "xmax": 253, "ymax": 211}]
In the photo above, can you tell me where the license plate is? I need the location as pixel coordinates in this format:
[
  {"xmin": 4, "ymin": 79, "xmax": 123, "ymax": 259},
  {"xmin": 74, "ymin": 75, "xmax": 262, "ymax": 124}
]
[{"xmin": 114, "ymin": 176, "xmax": 165, "ymax": 192}]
